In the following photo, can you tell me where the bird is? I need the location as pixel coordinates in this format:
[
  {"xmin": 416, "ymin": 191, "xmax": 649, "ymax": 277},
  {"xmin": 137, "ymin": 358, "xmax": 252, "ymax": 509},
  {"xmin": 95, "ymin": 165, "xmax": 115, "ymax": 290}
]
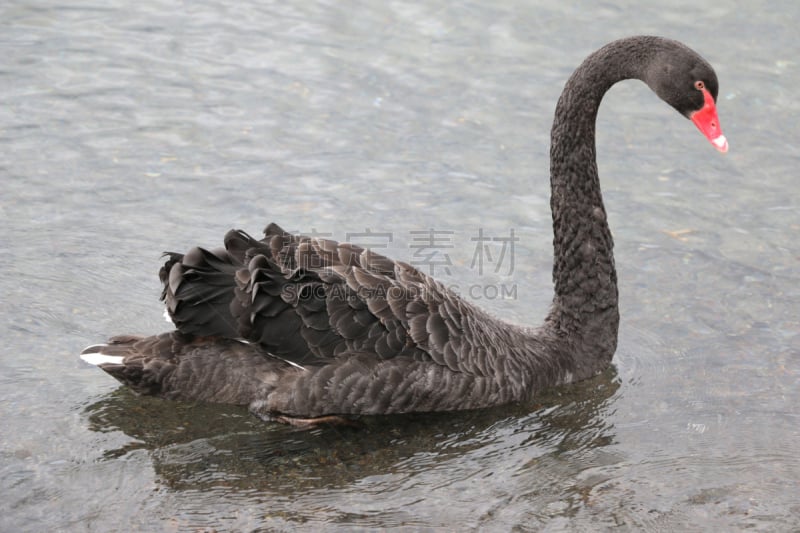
[{"xmin": 81, "ymin": 36, "xmax": 727, "ymax": 426}]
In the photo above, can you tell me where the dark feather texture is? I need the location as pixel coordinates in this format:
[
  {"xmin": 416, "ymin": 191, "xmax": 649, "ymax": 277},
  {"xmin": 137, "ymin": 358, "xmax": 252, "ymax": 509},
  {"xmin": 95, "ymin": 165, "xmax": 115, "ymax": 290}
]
[{"xmin": 82, "ymin": 36, "xmax": 723, "ymax": 420}]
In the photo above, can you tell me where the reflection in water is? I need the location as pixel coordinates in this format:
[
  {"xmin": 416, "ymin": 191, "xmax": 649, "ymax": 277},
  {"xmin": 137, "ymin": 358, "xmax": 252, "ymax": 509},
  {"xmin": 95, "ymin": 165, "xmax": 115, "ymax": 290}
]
[{"xmin": 84, "ymin": 369, "xmax": 619, "ymax": 494}]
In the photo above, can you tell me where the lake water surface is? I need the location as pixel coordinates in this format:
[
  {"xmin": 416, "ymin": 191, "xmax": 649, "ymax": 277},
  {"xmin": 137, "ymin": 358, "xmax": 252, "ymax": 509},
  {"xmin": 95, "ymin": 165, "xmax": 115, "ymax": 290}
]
[{"xmin": 2, "ymin": 0, "xmax": 799, "ymax": 530}]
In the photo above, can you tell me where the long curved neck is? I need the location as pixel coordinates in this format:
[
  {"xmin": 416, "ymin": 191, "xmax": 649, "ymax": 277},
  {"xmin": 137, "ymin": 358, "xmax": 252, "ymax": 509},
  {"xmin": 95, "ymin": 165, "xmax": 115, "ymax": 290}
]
[{"xmin": 545, "ymin": 38, "xmax": 658, "ymax": 365}]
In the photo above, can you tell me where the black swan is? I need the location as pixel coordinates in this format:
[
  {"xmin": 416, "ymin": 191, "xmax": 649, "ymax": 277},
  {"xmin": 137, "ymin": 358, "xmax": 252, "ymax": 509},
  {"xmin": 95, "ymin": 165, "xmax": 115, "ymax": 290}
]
[{"xmin": 81, "ymin": 36, "xmax": 727, "ymax": 425}]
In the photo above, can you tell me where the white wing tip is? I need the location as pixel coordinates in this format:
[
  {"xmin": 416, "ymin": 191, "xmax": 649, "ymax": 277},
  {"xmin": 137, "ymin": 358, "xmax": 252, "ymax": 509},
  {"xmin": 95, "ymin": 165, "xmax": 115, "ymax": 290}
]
[{"xmin": 80, "ymin": 348, "xmax": 124, "ymax": 366}]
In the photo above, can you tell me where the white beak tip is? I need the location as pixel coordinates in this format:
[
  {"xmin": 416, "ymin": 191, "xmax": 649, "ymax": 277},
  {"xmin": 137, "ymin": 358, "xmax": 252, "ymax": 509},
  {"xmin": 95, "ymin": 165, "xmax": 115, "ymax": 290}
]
[{"xmin": 712, "ymin": 135, "xmax": 728, "ymax": 153}]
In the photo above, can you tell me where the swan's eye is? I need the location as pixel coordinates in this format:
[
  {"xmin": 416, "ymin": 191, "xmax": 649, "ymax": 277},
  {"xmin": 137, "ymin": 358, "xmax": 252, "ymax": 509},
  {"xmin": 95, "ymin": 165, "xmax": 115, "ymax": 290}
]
[{"xmin": 694, "ymin": 80, "xmax": 705, "ymax": 90}]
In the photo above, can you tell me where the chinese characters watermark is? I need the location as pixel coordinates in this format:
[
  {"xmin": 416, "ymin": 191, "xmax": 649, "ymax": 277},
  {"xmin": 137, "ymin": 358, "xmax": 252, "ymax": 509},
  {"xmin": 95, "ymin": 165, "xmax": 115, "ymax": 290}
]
[{"xmin": 284, "ymin": 227, "xmax": 520, "ymax": 300}]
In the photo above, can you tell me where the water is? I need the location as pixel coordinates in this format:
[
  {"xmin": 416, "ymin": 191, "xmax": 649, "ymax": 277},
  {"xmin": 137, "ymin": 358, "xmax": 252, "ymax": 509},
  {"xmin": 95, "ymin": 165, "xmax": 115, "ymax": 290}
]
[{"xmin": 2, "ymin": 0, "xmax": 798, "ymax": 530}]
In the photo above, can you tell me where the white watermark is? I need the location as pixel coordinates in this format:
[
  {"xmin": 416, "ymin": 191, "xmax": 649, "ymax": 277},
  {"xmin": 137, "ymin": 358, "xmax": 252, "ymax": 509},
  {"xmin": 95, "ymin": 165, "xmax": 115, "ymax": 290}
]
[{"xmin": 277, "ymin": 227, "xmax": 522, "ymax": 301}]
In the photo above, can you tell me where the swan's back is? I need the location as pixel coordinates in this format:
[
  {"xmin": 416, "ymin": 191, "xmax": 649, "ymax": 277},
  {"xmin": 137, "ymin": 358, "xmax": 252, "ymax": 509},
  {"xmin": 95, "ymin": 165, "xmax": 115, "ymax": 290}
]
[{"xmin": 84, "ymin": 220, "xmax": 564, "ymax": 418}]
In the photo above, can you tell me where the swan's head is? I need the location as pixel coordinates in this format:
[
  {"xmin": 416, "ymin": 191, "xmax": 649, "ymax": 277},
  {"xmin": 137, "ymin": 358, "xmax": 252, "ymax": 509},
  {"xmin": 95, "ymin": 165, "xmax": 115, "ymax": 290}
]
[{"xmin": 645, "ymin": 45, "xmax": 728, "ymax": 153}]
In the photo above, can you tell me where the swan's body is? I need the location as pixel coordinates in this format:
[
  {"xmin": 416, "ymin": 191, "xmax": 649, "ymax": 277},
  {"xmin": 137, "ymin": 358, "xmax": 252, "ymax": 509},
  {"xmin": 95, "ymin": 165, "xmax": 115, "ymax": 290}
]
[{"xmin": 82, "ymin": 36, "xmax": 727, "ymax": 423}]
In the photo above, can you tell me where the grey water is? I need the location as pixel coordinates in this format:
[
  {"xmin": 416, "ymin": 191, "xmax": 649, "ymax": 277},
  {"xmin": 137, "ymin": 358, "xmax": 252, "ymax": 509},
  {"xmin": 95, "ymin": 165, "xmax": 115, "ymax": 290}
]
[{"xmin": 2, "ymin": 0, "xmax": 798, "ymax": 530}]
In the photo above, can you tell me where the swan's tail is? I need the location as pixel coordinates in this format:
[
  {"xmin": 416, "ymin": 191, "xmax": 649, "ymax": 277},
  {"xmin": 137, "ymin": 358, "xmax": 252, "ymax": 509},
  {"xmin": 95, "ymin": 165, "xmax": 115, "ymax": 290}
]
[
  {"xmin": 80, "ymin": 333, "xmax": 184, "ymax": 396},
  {"xmin": 80, "ymin": 332, "xmax": 291, "ymax": 404}
]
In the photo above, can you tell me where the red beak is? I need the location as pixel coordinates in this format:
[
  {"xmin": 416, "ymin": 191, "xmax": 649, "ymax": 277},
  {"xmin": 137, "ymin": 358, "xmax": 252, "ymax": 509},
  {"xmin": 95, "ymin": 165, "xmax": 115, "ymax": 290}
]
[{"xmin": 690, "ymin": 88, "xmax": 728, "ymax": 153}]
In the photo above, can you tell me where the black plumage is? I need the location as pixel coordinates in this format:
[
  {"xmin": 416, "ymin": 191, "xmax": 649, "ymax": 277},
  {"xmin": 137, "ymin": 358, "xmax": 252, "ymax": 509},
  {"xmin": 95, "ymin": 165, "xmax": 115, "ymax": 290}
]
[{"xmin": 82, "ymin": 36, "xmax": 726, "ymax": 422}]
